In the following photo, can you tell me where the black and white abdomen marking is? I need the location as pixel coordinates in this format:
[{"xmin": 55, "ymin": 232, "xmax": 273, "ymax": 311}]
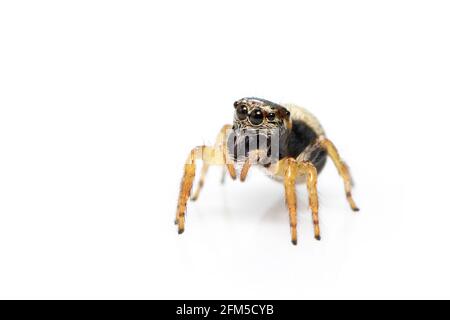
[
  {"xmin": 262, "ymin": 104, "xmax": 328, "ymax": 182},
  {"xmin": 284, "ymin": 104, "xmax": 327, "ymax": 174}
]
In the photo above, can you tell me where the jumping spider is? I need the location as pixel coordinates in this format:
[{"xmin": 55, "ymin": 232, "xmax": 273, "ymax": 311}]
[{"xmin": 175, "ymin": 97, "xmax": 359, "ymax": 245}]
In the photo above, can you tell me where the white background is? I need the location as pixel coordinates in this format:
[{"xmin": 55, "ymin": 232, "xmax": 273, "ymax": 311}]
[{"xmin": 0, "ymin": 1, "xmax": 449, "ymax": 299}]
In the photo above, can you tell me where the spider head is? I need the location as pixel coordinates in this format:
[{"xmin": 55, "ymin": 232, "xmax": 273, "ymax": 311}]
[
  {"xmin": 229, "ymin": 97, "xmax": 291, "ymax": 164},
  {"xmin": 233, "ymin": 97, "xmax": 291, "ymax": 130}
]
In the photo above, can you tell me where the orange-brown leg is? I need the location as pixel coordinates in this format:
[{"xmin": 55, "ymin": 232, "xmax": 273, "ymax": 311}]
[
  {"xmin": 240, "ymin": 159, "xmax": 251, "ymax": 182},
  {"xmin": 298, "ymin": 161, "xmax": 321, "ymax": 240},
  {"xmin": 239, "ymin": 152, "xmax": 257, "ymax": 182},
  {"xmin": 175, "ymin": 146, "xmax": 201, "ymax": 234},
  {"xmin": 320, "ymin": 137, "xmax": 359, "ymax": 211},
  {"xmin": 283, "ymin": 158, "xmax": 299, "ymax": 245},
  {"xmin": 176, "ymin": 124, "xmax": 237, "ymax": 233}
]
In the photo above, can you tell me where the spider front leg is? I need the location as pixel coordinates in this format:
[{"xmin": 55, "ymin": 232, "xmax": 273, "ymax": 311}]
[
  {"xmin": 191, "ymin": 124, "xmax": 236, "ymax": 201},
  {"xmin": 175, "ymin": 146, "xmax": 201, "ymax": 234},
  {"xmin": 283, "ymin": 158, "xmax": 321, "ymax": 245},
  {"xmin": 176, "ymin": 127, "xmax": 236, "ymax": 234},
  {"xmin": 283, "ymin": 158, "xmax": 299, "ymax": 245},
  {"xmin": 298, "ymin": 161, "xmax": 320, "ymax": 241},
  {"xmin": 239, "ymin": 151, "xmax": 260, "ymax": 182},
  {"xmin": 319, "ymin": 137, "xmax": 359, "ymax": 211}
]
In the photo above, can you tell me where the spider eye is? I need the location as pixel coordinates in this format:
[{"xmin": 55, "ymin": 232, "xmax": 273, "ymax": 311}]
[
  {"xmin": 236, "ymin": 105, "xmax": 248, "ymax": 121},
  {"xmin": 249, "ymin": 108, "xmax": 264, "ymax": 125},
  {"xmin": 267, "ymin": 112, "xmax": 276, "ymax": 121}
]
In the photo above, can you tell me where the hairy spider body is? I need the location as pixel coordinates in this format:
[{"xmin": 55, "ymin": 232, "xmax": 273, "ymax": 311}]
[
  {"xmin": 255, "ymin": 103, "xmax": 328, "ymax": 182},
  {"xmin": 175, "ymin": 97, "xmax": 359, "ymax": 245}
]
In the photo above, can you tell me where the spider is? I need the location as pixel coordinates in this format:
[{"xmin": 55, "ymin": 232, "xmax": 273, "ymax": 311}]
[{"xmin": 175, "ymin": 97, "xmax": 359, "ymax": 245}]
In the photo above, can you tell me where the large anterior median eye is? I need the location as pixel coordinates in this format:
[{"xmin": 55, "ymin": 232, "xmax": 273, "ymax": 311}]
[
  {"xmin": 249, "ymin": 108, "xmax": 264, "ymax": 125},
  {"xmin": 236, "ymin": 105, "xmax": 248, "ymax": 120}
]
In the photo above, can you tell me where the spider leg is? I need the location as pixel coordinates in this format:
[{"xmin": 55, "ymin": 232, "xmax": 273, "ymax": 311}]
[
  {"xmin": 191, "ymin": 125, "xmax": 236, "ymax": 201},
  {"xmin": 191, "ymin": 163, "xmax": 209, "ymax": 201},
  {"xmin": 298, "ymin": 161, "xmax": 321, "ymax": 240},
  {"xmin": 282, "ymin": 158, "xmax": 321, "ymax": 244},
  {"xmin": 320, "ymin": 137, "xmax": 360, "ymax": 211},
  {"xmin": 240, "ymin": 158, "xmax": 251, "ymax": 182},
  {"xmin": 239, "ymin": 151, "xmax": 259, "ymax": 182},
  {"xmin": 176, "ymin": 125, "xmax": 237, "ymax": 234},
  {"xmin": 283, "ymin": 158, "xmax": 299, "ymax": 245},
  {"xmin": 175, "ymin": 146, "xmax": 202, "ymax": 233}
]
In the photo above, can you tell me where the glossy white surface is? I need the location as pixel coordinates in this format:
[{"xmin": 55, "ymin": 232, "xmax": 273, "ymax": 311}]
[{"xmin": 0, "ymin": 1, "xmax": 448, "ymax": 299}]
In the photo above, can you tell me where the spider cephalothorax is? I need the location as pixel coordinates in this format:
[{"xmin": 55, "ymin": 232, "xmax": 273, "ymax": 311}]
[
  {"xmin": 232, "ymin": 97, "xmax": 291, "ymax": 130},
  {"xmin": 229, "ymin": 97, "xmax": 291, "ymax": 165},
  {"xmin": 175, "ymin": 97, "xmax": 359, "ymax": 245}
]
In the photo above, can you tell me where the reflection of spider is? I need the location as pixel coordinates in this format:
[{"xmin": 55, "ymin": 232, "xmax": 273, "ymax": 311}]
[{"xmin": 175, "ymin": 97, "xmax": 359, "ymax": 245}]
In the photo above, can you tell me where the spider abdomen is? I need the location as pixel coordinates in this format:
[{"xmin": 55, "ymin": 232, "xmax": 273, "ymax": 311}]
[
  {"xmin": 258, "ymin": 104, "xmax": 327, "ymax": 181},
  {"xmin": 284, "ymin": 104, "xmax": 327, "ymax": 172}
]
